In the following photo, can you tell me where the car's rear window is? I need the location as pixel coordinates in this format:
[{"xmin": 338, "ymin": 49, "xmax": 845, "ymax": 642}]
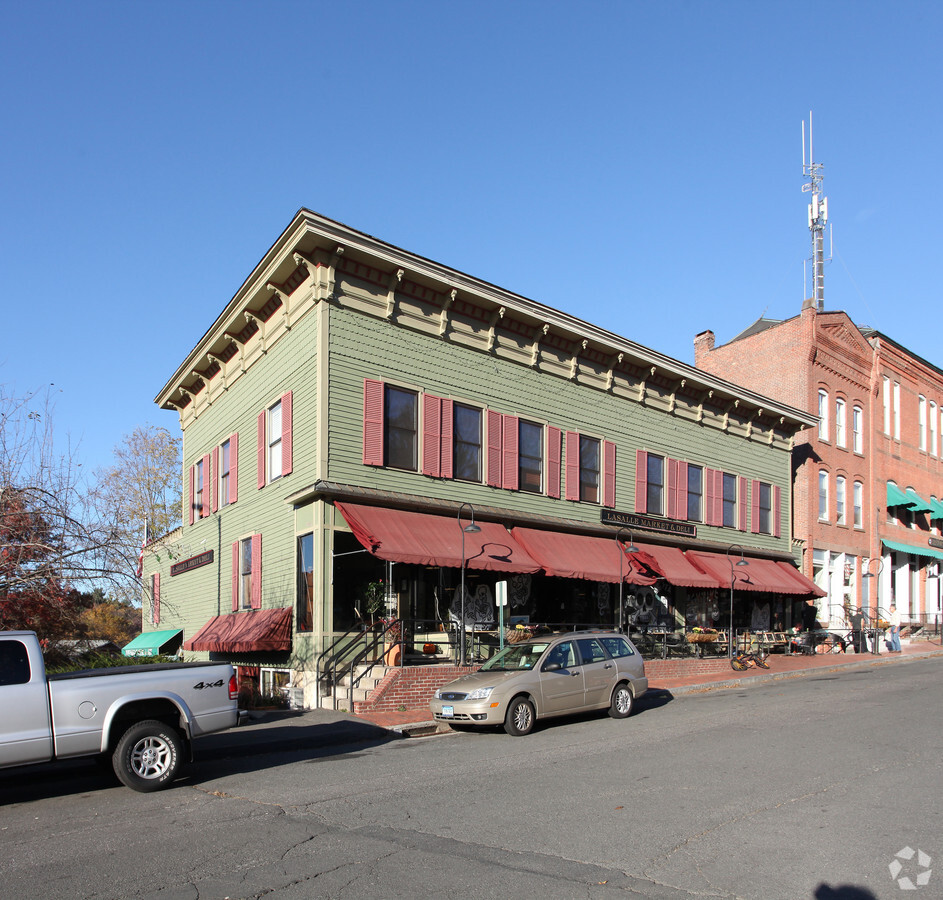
[{"xmin": 599, "ymin": 636, "xmax": 634, "ymax": 658}]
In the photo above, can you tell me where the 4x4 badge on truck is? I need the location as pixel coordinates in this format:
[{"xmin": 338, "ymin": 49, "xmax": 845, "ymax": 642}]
[{"xmin": 193, "ymin": 679, "xmax": 224, "ymax": 690}]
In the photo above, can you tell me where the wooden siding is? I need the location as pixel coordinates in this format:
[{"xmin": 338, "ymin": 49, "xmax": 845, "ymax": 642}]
[{"xmin": 326, "ymin": 306, "xmax": 792, "ymax": 554}]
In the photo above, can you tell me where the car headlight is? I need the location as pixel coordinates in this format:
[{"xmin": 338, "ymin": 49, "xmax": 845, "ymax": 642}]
[{"xmin": 465, "ymin": 686, "xmax": 494, "ymax": 701}]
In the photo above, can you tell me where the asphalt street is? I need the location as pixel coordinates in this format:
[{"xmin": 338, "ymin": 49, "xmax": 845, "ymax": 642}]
[{"xmin": 2, "ymin": 657, "xmax": 940, "ymax": 900}]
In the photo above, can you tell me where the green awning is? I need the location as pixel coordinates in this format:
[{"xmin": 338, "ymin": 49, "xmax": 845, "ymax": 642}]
[
  {"xmin": 904, "ymin": 488, "xmax": 934, "ymax": 513},
  {"xmin": 122, "ymin": 628, "xmax": 183, "ymax": 657},
  {"xmin": 882, "ymin": 539, "xmax": 943, "ymax": 562},
  {"xmin": 928, "ymin": 497, "xmax": 943, "ymax": 520},
  {"xmin": 886, "ymin": 482, "xmax": 915, "ymax": 508}
]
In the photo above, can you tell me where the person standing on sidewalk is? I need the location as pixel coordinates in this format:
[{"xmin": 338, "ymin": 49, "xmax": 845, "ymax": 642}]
[
  {"xmin": 887, "ymin": 603, "xmax": 902, "ymax": 652},
  {"xmin": 848, "ymin": 607, "xmax": 867, "ymax": 653}
]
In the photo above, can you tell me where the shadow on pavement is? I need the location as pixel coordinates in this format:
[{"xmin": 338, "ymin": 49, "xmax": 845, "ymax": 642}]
[{"xmin": 0, "ymin": 714, "xmax": 400, "ymax": 804}]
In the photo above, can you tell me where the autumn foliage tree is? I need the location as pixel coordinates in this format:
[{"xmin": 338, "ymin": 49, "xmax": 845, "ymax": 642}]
[{"xmin": 0, "ymin": 385, "xmax": 120, "ymax": 637}]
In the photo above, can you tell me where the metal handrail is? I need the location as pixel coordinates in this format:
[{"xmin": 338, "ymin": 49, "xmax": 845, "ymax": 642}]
[{"xmin": 315, "ymin": 623, "xmax": 374, "ymax": 710}]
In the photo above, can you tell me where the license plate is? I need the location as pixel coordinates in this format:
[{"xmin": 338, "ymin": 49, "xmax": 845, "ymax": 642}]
[{"xmin": 441, "ymin": 705, "xmax": 454, "ymax": 717}]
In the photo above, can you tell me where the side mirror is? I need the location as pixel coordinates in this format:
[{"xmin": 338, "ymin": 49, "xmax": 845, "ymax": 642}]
[{"xmin": 542, "ymin": 661, "xmax": 562, "ymax": 672}]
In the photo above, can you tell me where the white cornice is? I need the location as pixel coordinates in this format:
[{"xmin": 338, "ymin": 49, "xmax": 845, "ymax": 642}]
[{"xmin": 155, "ymin": 209, "xmax": 817, "ymax": 430}]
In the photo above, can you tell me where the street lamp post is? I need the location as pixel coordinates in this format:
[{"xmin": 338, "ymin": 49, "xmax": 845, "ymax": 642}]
[
  {"xmin": 726, "ymin": 544, "xmax": 749, "ymax": 659},
  {"xmin": 457, "ymin": 502, "xmax": 480, "ymax": 665},
  {"xmin": 862, "ymin": 556, "xmax": 885, "ymax": 656},
  {"xmin": 616, "ymin": 528, "xmax": 639, "ymax": 633}
]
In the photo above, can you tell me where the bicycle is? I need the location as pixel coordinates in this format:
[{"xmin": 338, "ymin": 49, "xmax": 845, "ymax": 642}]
[{"xmin": 730, "ymin": 648, "xmax": 770, "ymax": 671}]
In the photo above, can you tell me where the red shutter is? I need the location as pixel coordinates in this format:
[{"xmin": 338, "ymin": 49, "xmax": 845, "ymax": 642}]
[
  {"xmin": 666, "ymin": 458, "xmax": 678, "ymax": 519},
  {"xmin": 773, "ymin": 485, "xmax": 782, "ymax": 537},
  {"xmin": 231, "ymin": 542, "xmax": 239, "ymax": 612},
  {"xmin": 188, "ymin": 466, "xmax": 195, "ymax": 526},
  {"xmin": 750, "ymin": 479, "xmax": 759, "ymax": 533},
  {"xmin": 211, "ymin": 446, "xmax": 219, "ymax": 513},
  {"xmin": 422, "ymin": 394, "xmax": 442, "ymax": 477},
  {"xmin": 603, "ymin": 441, "xmax": 616, "ymax": 508},
  {"xmin": 487, "ymin": 410, "xmax": 503, "ymax": 487},
  {"xmin": 257, "ymin": 409, "xmax": 266, "ymax": 489},
  {"xmin": 440, "ymin": 399, "xmax": 454, "ymax": 480},
  {"xmin": 230, "ymin": 432, "xmax": 239, "ymax": 504},
  {"xmin": 251, "ymin": 534, "xmax": 262, "ymax": 610},
  {"xmin": 704, "ymin": 468, "xmax": 715, "ymax": 525},
  {"xmin": 547, "ymin": 426, "xmax": 561, "ymax": 499},
  {"xmin": 677, "ymin": 461, "xmax": 689, "ymax": 520},
  {"xmin": 153, "ymin": 573, "xmax": 160, "ymax": 625},
  {"xmin": 502, "ymin": 415, "xmax": 519, "ymax": 491},
  {"xmin": 202, "ymin": 453, "xmax": 211, "ymax": 517},
  {"xmin": 281, "ymin": 391, "xmax": 293, "ymax": 476},
  {"xmin": 565, "ymin": 431, "xmax": 580, "ymax": 501},
  {"xmin": 635, "ymin": 450, "xmax": 648, "ymax": 513},
  {"xmin": 363, "ymin": 379, "xmax": 384, "ymax": 466}
]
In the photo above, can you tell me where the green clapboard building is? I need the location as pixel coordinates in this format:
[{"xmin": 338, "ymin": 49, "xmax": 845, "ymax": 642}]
[{"xmin": 143, "ymin": 210, "xmax": 819, "ymax": 709}]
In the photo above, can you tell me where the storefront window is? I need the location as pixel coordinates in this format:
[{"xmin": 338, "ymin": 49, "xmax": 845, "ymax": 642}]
[{"xmin": 296, "ymin": 533, "xmax": 314, "ymax": 632}]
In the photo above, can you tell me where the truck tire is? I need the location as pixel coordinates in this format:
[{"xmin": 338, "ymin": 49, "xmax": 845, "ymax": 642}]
[{"xmin": 112, "ymin": 720, "xmax": 184, "ymax": 792}]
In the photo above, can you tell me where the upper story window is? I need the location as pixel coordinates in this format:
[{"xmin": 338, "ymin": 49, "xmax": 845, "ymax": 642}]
[
  {"xmin": 257, "ymin": 392, "xmax": 293, "ymax": 488},
  {"xmin": 220, "ymin": 438, "xmax": 232, "ymax": 507},
  {"xmin": 195, "ymin": 458, "xmax": 205, "ymax": 517},
  {"xmin": 645, "ymin": 453, "xmax": 665, "ymax": 515},
  {"xmin": 835, "ymin": 399, "xmax": 847, "ymax": 448},
  {"xmin": 931, "ymin": 401, "xmax": 939, "ymax": 456},
  {"xmin": 818, "ymin": 390, "xmax": 829, "ymax": 441},
  {"xmin": 579, "ymin": 436, "xmax": 600, "ymax": 504},
  {"xmin": 882, "ymin": 377, "xmax": 891, "ymax": 435},
  {"xmin": 453, "ymin": 403, "xmax": 482, "ymax": 482},
  {"xmin": 268, "ymin": 400, "xmax": 283, "ymax": 481},
  {"xmin": 919, "ymin": 395, "xmax": 928, "ymax": 451},
  {"xmin": 687, "ymin": 464, "xmax": 703, "ymax": 522},
  {"xmin": 836, "ymin": 476, "xmax": 847, "ymax": 526},
  {"xmin": 852, "ymin": 406, "xmax": 863, "ymax": 454},
  {"xmin": 385, "ymin": 385, "xmax": 418, "ymax": 471},
  {"xmin": 239, "ymin": 536, "xmax": 254, "ymax": 609},
  {"xmin": 756, "ymin": 482, "xmax": 772, "ymax": 534},
  {"xmin": 818, "ymin": 470, "xmax": 829, "ymax": 521},
  {"xmin": 853, "ymin": 481, "xmax": 863, "ymax": 529},
  {"xmin": 893, "ymin": 381, "xmax": 901, "ymax": 439},
  {"xmin": 519, "ymin": 420, "xmax": 543, "ymax": 494},
  {"xmin": 722, "ymin": 473, "xmax": 737, "ymax": 528}
]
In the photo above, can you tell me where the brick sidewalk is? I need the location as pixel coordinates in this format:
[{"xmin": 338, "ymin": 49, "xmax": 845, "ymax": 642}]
[{"xmin": 354, "ymin": 641, "xmax": 943, "ymax": 732}]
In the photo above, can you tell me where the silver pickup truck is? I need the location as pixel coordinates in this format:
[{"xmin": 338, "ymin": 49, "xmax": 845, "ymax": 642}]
[{"xmin": 1, "ymin": 630, "xmax": 245, "ymax": 792}]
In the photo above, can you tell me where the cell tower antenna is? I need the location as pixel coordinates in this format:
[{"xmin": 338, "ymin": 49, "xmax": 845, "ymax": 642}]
[{"xmin": 801, "ymin": 112, "xmax": 829, "ymax": 311}]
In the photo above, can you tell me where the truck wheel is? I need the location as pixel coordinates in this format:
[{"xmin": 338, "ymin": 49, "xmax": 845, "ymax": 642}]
[{"xmin": 112, "ymin": 720, "xmax": 184, "ymax": 792}]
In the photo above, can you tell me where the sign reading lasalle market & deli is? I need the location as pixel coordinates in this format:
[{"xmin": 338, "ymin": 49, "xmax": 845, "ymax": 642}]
[
  {"xmin": 170, "ymin": 550, "xmax": 214, "ymax": 577},
  {"xmin": 601, "ymin": 510, "xmax": 697, "ymax": 538}
]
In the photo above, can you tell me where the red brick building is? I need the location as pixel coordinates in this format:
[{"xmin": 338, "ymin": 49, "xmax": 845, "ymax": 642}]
[{"xmin": 694, "ymin": 302, "xmax": 943, "ymax": 631}]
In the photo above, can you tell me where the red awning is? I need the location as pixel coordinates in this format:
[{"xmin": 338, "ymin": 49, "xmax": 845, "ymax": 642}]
[
  {"xmin": 776, "ymin": 561, "xmax": 827, "ymax": 597},
  {"xmin": 336, "ymin": 503, "xmax": 541, "ymax": 574},
  {"xmin": 183, "ymin": 607, "xmax": 293, "ymax": 653},
  {"xmin": 636, "ymin": 543, "xmax": 724, "ymax": 589},
  {"xmin": 510, "ymin": 527, "xmax": 660, "ymax": 584},
  {"xmin": 687, "ymin": 551, "xmax": 819, "ymax": 595}
]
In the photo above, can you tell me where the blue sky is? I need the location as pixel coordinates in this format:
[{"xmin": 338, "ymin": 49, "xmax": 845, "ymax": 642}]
[{"xmin": 2, "ymin": 1, "xmax": 941, "ymax": 473}]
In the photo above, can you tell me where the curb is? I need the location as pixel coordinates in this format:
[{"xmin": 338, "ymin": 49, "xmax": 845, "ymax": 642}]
[{"xmin": 653, "ymin": 647, "xmax": 943, "ymax": 698}]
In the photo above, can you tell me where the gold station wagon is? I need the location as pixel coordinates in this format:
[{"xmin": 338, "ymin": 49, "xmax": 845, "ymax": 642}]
[{"xmin": 430, "ymin": 631, "xmax": 648, "ymax": 736}]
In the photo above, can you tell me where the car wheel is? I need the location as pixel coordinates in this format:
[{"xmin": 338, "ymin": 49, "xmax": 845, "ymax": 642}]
[
  {"xmin": 112, "ymin": 720, "xmax": 184, "ymax": 792},
  {"xmin": 504, "ymin": 696, "xmax": 535, "ymax": 736},
  {"xmin": 609, "ymin": 683, "xmax": 634, "ymax": 718}
]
